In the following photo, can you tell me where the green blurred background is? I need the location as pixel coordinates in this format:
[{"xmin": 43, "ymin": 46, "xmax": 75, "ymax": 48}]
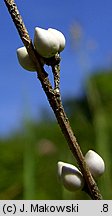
[{"xmin": 0, "ymin": 71, "xmax": 112, "ymax": 199}]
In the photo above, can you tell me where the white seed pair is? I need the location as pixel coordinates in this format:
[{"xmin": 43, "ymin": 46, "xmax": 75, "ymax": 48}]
[
  {"xmin": 58, "ymin": 150, "xmax": 105, "ymax": 192},
  {"xmin": 17, "ymin": 27, "xmax": 66, "ymax": 71},
  {"xmin": 34, "ymin": 27, "xmax": 65, "ymax": 58}
]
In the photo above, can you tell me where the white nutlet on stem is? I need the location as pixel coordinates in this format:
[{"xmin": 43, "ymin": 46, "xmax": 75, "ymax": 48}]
[
  {"xmin": 17, "ymin": 47, "xmax": 36, "ymax": 71},
  {"xmin": 34, "ymin": 27, "xmax": 66, "ymax": 58},
  {"xmin": 85, "ymin": 150, "xmax": 105, "ymax": 178},
  {"xmin": 57, "ymin": 161, "xmax": 84, "ymax": 192},
  {"xmin": 48, "ymin": 28, "xmax": 66, "ymax": 52}
]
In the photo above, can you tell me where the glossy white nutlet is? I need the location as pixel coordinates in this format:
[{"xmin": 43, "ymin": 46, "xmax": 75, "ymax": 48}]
[
  {"xmin": 85, "ymin": 150, "xmax": 105, "ymax": 178},
  {"xmin": 34, "ymin": 27, "xmax": 66, "ymax": 58},
  {"xmin": 17, "ymin": 47, "xmax": 36, "ymax": 71},
  {"xmin": 48, "ymin": 28, "xmax": 66, "ymax": 52},
  {"xmin": 34, "ymin": 27, "xmax": 59, "ymax": 58},
  {"xmin": 57, "ymin": 161, "xmax": 84, "ymax": 192}
]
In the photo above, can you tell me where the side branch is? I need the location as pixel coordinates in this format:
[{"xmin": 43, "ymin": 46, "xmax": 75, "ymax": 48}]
[{"xmin": 4, "ymin": 0, "xmax": 102, "ymax": 199}]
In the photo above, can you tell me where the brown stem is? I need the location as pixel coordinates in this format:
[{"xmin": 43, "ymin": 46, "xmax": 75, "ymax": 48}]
[{"xmin": 4, "ymin": 0, "xmax": 102, "ymax": 199}]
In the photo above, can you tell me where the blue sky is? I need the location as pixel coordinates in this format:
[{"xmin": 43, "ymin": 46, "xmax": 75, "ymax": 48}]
[{"xmin": 1, "ymin": 0, "xmax": 112, "ymax": 136}]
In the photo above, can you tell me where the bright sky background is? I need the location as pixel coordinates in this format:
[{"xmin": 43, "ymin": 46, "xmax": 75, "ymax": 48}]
[{"xmin": 1, "ymin": 0, "xmax": 112, "ymax": 136}]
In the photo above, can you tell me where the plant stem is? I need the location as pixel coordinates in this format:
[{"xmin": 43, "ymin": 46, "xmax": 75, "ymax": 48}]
[{"xmin": 4, "ymin": 0, "xmax": 102, "ymax": 199}]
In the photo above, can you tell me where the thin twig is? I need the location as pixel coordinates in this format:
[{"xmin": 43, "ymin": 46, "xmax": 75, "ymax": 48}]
[{"xmin": 4, "ymin": 0, "xmax": 102, "ymax": 199}]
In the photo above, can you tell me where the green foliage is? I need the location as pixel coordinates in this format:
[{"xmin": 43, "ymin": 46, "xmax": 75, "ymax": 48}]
[{"xmin": 0, "ymin": 71, "xmax": 112, "ymax": 199}]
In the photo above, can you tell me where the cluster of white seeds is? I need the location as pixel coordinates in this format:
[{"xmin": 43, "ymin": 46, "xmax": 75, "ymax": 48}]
[
  {"xmin": 17, "ymin": 27, "xmax": 66, "ymax": 71},
  {"xmin": 57, "ymin": 150, "xmax": 105, "ymax": 192}
]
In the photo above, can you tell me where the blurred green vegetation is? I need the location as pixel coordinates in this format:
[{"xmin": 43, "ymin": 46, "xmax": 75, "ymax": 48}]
[{"xmin": 0, "ymin": 70, "xmax": 112, "ymax": 199}]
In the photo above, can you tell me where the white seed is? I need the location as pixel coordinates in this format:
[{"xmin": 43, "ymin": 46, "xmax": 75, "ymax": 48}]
[
  {"xmin": 85, "ymin": 150, "xmax": 105, "ymax": 178},
  {"xmin": 58, "ymin": 161, "xmax": 76, "ymax": 179},
  {"xmin": 48, "ymin": 28, "xmax": 66, "ymax": 52},
  {"xmin": 57, "ymin": 161, "xmax": 84, "ymax": 191},
  {"xmin": 17, "ymin": 47, "xmax": 36, "ymax": 71},
  {"xmin": 34, "ymin": 27, "xmax": 59, "ymax": 58}
]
